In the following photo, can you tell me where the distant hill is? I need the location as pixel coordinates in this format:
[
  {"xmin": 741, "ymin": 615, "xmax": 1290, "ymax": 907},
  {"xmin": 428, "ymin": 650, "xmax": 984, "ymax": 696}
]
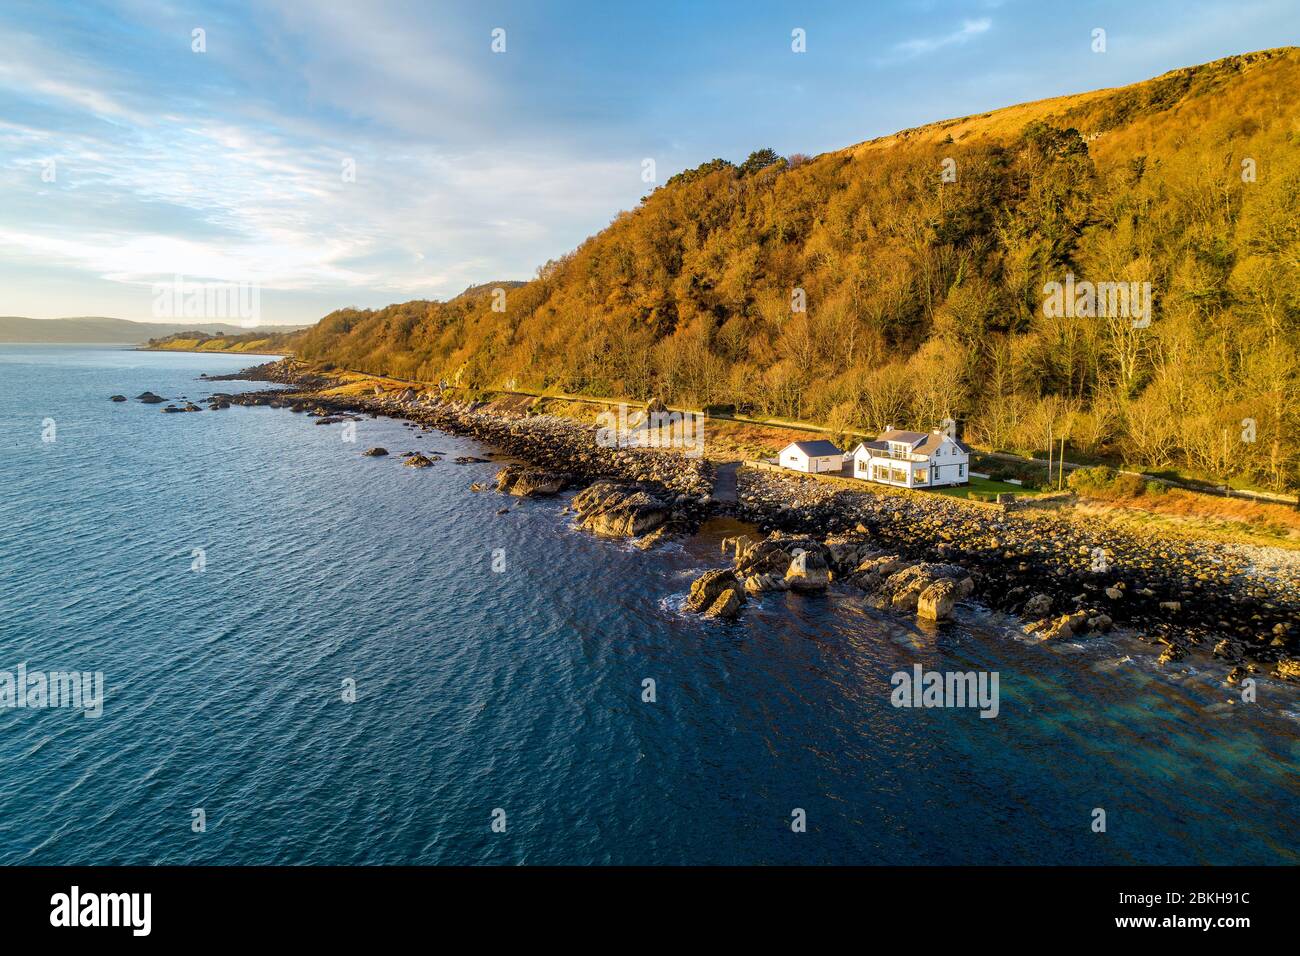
[
  {"xmin": 140, "ymin": 329, "xmax": 300, "ymax": 354},
  {"xmin": 0, "ymin": 316, "xmax": 307, "ymax": 344},
  {"xmin": 296, "ymin": 48, "xmax": 1300, "ymax": 492}
]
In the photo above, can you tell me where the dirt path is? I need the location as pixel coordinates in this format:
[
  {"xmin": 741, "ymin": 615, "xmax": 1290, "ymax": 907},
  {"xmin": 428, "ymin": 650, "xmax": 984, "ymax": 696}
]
[{"xmin": 712, "ymin": 461, "xmax": 741, "ymax": 503}]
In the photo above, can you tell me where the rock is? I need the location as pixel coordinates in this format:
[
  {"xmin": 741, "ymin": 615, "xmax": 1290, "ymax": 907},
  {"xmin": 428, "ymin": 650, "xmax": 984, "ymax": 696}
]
[
  {"xmin": 1104, "ymin": 587, "xmax": 1122, "ymax": 600},
  {"xmin": 453, "ymin": 455, "xmax": 489, "ymax": 464},
  {"xmin": 784, "ymin": 548, "xmax": 831, "ymax": 592},
  {"xmin": 1226, "ymin": 665, "xmax": 1248, "ymax": 684},
  {"xmin": 109, "ymin": 395, "xmax": 127, "ymax": 402},
  {"xmin": 496, "ymin": 465, "xmax": 567, "ymax": 497},
  {"xmin": 403, "ymin": 453, "xmax": 435, "ymax": 468},
  {"xmin": 1023, "ymin": 593, "xmax": 1053, "ymax": 617},
  {"xmin": 1085, "ymin": 613, "xmax": 1113, "ymax": 633},
  {"xmin": 917, "ymin": 579, "xmax": 959, "ymax": 621},
  {"xmin": 1213, "ymin": 639, "xmax": 1240, "ymax": 660},
  {"xmin": 161, "ymin": 405, "xmax": 182, "ymax": 413},
  {"xmin": 1041, "ymin": 610, "xmax": 1090, "ymax": 640},
  {"xmin": 721, "ymin": 535, "xmax": 755, "ymax": 559},
  {"xmin": 363, "ymin": 447, "xmax": 389, "ymax": 457},
  {"xmin": 633, "ymin": 526, "xmax": 677, "ymax": 551},
  {"xmin": 1159, "ymin": 601, "xmax": 1182, "ymax": 613},
  {"xmin": 743, "ymin": 573, "xmax": 788, "ymax": 593},
  {"xmin": 136, "ymin": 391, "xmax": 165, "ymax": 404},
  {"xmin": 736, "ymin": 536, "xmax": 831, "ymax": 583},
  {"xmin": 469, "ymin": 482, "xmax": 487, "ymax": 492},
  {"xmin": 870, "ymin": 563, "xmax": 973, "ymax": 613},
  {"xmin": 1158, "ymin": 643, "xmax": 1187, "ymax": 665},
  {"xmin": 1274, "ymin": 659, "xmax": 1300, "ymax": 682},
  {"xmin": 703, "ymin": 588, "xmax": 744, "ymax": 620},
  {"xmin": 686, "ymin": 568, "xmax": 743, "ymax": 613},
  {"xmin": 822, "ymin": 534, "xmax": 871, "ymax": 572},
  {"xmin": 571, "ymin": 479, "xmax": 671, "ymax": 537}
]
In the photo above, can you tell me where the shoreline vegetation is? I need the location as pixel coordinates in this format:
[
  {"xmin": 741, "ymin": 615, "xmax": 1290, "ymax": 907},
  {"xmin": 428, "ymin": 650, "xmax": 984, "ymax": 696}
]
[{"xmin": 140, "ymin": 356, "xmax": 1300, "ymax": 685}]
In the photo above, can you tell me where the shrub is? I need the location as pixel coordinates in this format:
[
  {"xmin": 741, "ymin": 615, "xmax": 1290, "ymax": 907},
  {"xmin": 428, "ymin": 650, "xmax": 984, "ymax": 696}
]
[
  {"xmin": 1113, "ymin": 473, "xmax": 1147, "ymax": 497},
  {"xmin": 1019, "ymin": 471, "xmax": 1049, "ymax": 491},
  {"xmin": 1067, "ymin": 466, "xmax": 1146, "ymax": 499},
  {"xmin": 1067, "ymin": 465, "xmax": 1118, "ymax": 495}
]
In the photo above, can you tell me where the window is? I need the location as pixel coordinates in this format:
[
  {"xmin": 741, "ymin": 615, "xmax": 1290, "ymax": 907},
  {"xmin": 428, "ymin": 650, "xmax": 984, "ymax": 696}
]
[{"xmin": 959, "ymin": 463, "xmax": 965, "ymax": 477}]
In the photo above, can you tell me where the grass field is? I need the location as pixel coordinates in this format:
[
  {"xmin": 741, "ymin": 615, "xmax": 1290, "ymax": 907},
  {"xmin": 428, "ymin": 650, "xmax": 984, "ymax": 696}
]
[{"xmin": 930, "ymin": 476, "xmax": 1040, "ymax": 500}]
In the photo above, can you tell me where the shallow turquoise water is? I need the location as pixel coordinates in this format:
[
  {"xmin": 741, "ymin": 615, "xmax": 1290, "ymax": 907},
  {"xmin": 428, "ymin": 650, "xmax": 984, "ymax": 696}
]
[{"xmin": 0, "ymin": 345, "xmax": 1296, "ymax": 864}]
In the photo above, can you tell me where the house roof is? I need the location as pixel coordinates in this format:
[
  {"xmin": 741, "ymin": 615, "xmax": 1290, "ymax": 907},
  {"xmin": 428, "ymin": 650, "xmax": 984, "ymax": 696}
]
[
  {"xmin": 785, "ymin": 439, "xmax": 843, "ymax": 457},
  {"xmin": 877, "ymin": 429, "xmax": 929, "ymax": 445},
  {"xmin": 860, "ymin": 432, "xmax": 974, "ymax": 457}
]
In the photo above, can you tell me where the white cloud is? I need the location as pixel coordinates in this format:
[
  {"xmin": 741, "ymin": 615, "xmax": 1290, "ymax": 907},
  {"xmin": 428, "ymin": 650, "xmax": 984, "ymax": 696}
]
[
  {"xmin": 0, "ymin": 15, "xmax": 635, "ymax": 315},
  {"xmin": 891, "ymin": 18, "xmax": 992, "ymax": 59}
]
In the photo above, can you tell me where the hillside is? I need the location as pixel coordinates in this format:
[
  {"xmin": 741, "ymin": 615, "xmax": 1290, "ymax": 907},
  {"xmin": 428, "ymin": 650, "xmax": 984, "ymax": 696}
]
[
  {"xmin": 0, "ymin": 316, "xmax": 306, "ymax": 345},
  {"xmin": 140, "ymin": 329, "xmax": 299, "ymax": 354},
  {"xmin": 294, "ymin": 48, "xmax": 1300, "ymax": 492}
]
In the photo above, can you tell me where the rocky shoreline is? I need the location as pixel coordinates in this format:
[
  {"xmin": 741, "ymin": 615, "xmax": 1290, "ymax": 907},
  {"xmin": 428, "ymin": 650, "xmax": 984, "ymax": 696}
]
[{"xmin": 147, "ymin": 358, "xmax": 1299, "ymax": 683}]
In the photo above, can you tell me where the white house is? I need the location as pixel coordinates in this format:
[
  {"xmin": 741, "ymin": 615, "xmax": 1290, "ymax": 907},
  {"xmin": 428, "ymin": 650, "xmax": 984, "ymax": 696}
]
[
  {"xmin": 850, "ymin": 429, "xmax": 971, "ymax": 488},
  {"xmin": 779, "ymin": 439, "xmax": 845, "ymax": 474}
]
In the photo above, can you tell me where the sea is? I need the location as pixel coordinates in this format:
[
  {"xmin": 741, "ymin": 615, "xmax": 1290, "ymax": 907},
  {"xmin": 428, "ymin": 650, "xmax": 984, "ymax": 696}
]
[{"xmin": 0, "ymin": 345, "xmax": 1296, "ymax": 865}]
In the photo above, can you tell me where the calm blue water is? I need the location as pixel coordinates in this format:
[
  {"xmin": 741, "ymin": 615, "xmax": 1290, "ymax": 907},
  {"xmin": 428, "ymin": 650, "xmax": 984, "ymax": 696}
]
[{"xmin": 0, "ymin": 345, "xmax": 1296, "ymax": 865}]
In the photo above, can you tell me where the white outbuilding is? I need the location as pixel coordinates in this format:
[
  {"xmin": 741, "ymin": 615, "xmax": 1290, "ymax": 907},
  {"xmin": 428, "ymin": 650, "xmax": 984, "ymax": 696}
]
[
  {"xmin": 778, "ymin": 439, "xmax": 845, "ymax": 474},
  {"xmin": 850, "ymin": 429, "xmax": 971, "ymax": 488}
]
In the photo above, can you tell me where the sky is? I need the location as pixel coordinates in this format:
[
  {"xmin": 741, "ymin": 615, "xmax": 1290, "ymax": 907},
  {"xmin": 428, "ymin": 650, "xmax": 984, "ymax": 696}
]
[{"xmin": 0, "ymin": 0, "xmax": 1295, "ymax": 325}]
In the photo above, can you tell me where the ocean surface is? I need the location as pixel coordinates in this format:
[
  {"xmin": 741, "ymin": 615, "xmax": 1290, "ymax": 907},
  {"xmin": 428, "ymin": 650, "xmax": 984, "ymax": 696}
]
[{"xmin": 0, "ymin": 344, "xmax": 1296, "ymax": 865}]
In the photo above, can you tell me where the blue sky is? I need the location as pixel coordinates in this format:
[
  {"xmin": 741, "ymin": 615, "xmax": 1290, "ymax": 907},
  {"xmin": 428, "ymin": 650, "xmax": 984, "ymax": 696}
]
[{"xmin": 1, "ymin": 0, "xmax": 1295, "ymax": 325}]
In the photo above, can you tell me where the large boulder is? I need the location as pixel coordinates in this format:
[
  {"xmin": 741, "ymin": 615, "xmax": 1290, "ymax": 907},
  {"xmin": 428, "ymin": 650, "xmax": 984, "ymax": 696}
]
[
  {"xmin": 496, "ymin": 465, "xmax": 568, "ymax": 497},
  {"xmin": 571, "ymin": 479, "xmax": 671, "ymax": 537},
  {"xmin": 743, "ymin": 573, "xmax": 789, "ymax": 594},
  {"xmin": 1039, "ymin": 610, "xmax": 1090, "ymax": 640},
  {"xmin": 136, "ymin": 391, "xmax": 165, "ymax": 404},
  {"xmin": 917, "ymin": 579, "xmax": 959, "ymax": 621},
  {"xmin": 703, "ymin": 588, "xmax": 744, "ymax": 620},
  {"xmin": 821, "ymin": 534, "xmax": 873, "ymax": 573},
  {"xmin": 1158, "ymin": 642, "xmax": 1188, "ymax": 665},
  {"xmin": 784, "ymin": 548, "xmax": 831, "ymax": 592},
  {"xmin": 870, "ymin": 563, "xmax": 973, "ymax": 613},
  {"xmin": 736, "ymin": 535, "xmax": 831, "ymax": 578},
  {"xmin": 686, "ymin": 568, "xmax": 744, "ymax": 614},
  {"xmin": 633, "ymin": 525, "xmax": 677, "ymax": 551},
  {"xmin": 721, "ymin": 535, "xmax": 755, "ymax": 560},
  {"xmin": 1023, "ymin": 593, "xmax": 1053, "ymax": 617},
  {"xmin": 1274, "ymin": 658, "xmax": 1300, "ymax": 682},
  {"xmin": 849, "ymin": 554, "xmax": 912, "ymax": 591}
]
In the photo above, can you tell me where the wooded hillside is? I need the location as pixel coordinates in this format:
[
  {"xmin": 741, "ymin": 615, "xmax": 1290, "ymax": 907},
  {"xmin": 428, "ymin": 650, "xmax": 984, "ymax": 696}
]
[{"xmin": 295, "ymin": 49, "xmax": 1300, "ymax": 490}]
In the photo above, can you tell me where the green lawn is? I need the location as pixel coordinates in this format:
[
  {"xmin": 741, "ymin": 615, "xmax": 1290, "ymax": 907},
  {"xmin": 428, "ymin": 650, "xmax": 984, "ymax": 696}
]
[{"xmin": 929, "ymin": 475, "xmax": 1040, "ymax": 499}]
